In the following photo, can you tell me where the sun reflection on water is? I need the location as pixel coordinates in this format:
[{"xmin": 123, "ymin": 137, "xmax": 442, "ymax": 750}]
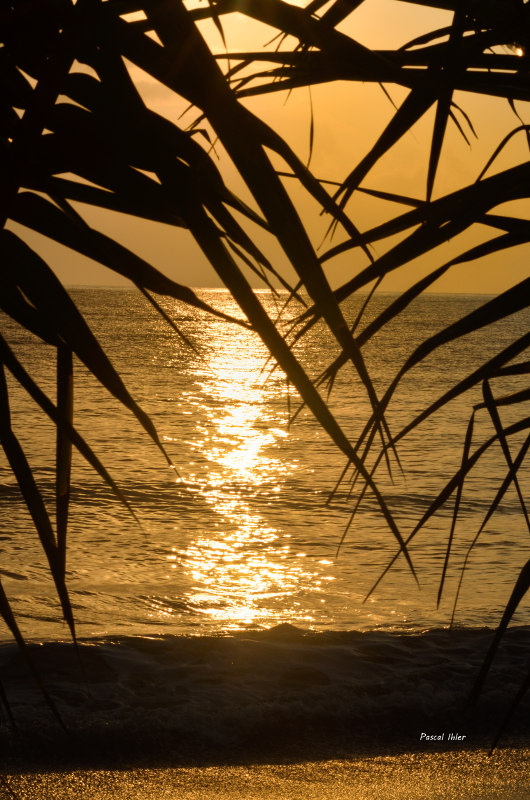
[{"xmin": 166, "ymin": 317, "xmax": 327, "ymax": 630}]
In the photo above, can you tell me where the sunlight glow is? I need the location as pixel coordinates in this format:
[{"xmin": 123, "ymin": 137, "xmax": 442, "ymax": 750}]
[{"xmin": 166, "ymin": 317, "xmax": 328, "ymax": 630}]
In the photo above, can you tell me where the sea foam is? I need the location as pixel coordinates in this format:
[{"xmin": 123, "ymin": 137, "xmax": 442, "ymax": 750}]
[{"xmin": 0, "ymin": 624, "xmax": 529, "ymax": 766}]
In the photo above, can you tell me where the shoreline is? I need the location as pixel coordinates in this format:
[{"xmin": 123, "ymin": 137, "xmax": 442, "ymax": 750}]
[
  {"xmin": 1, "ymin": 627, "xmax": 529, "ymax": 771},
  {"xmin": 1, "ymin": 627, "xmax": 529, "ymax": 797}
]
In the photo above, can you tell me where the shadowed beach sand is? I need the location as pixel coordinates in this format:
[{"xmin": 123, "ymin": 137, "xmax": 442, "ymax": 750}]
[{"xmin": 5, "ymin": 750, "xmax": 530, "ymax": 800}]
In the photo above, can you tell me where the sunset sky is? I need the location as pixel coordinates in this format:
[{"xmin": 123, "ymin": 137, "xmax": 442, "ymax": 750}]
[{"xmin": 10, "ymin": 0, "xmax": 530, "ymax": 294}]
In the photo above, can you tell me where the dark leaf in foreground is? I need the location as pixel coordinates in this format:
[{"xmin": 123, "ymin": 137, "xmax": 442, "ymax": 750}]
[
  {"xmin": 1, "ymin": 0, "xmax": 529, "ymax": 747},
  {"xmin": 469, "ymin": 558, "xmax": 530, "ymax": 708}
]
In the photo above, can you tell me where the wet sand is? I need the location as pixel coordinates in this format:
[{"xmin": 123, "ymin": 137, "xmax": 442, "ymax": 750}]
[{"xmin": 5, "ymin": 749, "xmax": 530, "ymax": 800}]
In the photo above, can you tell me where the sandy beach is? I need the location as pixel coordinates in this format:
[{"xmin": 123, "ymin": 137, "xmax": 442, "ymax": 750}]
[{"xmin": 5, "ymin": 749, "xmax": 530, "ymax": 800}]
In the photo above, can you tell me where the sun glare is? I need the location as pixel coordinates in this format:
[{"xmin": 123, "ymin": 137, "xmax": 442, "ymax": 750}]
[{"xmin": 168, "ymin": 318, "xmax": 328, "ymax": 630}]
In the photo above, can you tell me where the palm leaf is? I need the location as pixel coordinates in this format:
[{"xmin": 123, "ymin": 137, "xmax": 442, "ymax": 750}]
[
  {"xmin": 366, "ymin": 416, "xmax": 530, "ymax": 600},
  {"xmin": 0, "ymin": 578, "xmax": 65, "ymax": 731},
  {"xmin": 2, "ymin": 230, "xmax": 173, "ymax": 468},
  {"xmin": 450, "ymin": 431, "xmax": 530, "ymax": 627},
  {"xmin": 0, "ymin": 364, "xmax": 76, "ymax": 643},
  {"xmin": 0, "ymin": 334, "xmax": 139, "ymax": 523},
  {"xmin": 55, "ymin": 344, "xmax": 72, "ymax": 579},
  {"xmin": 2, "ymin": 0, "xmax": 529, "ymax": 747},
  {"xmin": 469, "ymin": 557, "xmax": 530, "ymax": 707}
]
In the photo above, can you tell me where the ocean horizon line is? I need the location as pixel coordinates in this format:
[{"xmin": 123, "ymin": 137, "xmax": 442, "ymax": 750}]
[{"xmin": 63, "ymin": 285, "xmax": 500, "ymax": 297}]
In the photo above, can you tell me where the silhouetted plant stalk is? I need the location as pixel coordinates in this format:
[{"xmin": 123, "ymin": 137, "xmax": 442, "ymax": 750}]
[{"xmin": 1, "ymin": 0, "xmax": 529, "ymax": 740}]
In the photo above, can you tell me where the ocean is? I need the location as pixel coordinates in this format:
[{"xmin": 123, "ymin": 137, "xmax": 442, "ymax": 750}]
[{"xmin": 0, "ymin": 288, "xmax": 529, "ymax": 764}]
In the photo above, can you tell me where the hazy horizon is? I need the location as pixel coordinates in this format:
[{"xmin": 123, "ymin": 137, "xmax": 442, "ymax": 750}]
[{"xmin": 63, "ymin": 281, "xmax": 501, "ymax": 296}]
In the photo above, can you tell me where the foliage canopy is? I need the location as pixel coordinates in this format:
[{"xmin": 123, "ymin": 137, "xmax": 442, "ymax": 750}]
[{"xmin": 1, "ymin": 0, "xmax": 529, "ymax": 739}]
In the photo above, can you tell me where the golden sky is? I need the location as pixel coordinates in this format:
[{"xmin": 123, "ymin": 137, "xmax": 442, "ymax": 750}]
[{"xmin": 10, "ymin": 0, "xmax": 530, "ymax": 294}]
